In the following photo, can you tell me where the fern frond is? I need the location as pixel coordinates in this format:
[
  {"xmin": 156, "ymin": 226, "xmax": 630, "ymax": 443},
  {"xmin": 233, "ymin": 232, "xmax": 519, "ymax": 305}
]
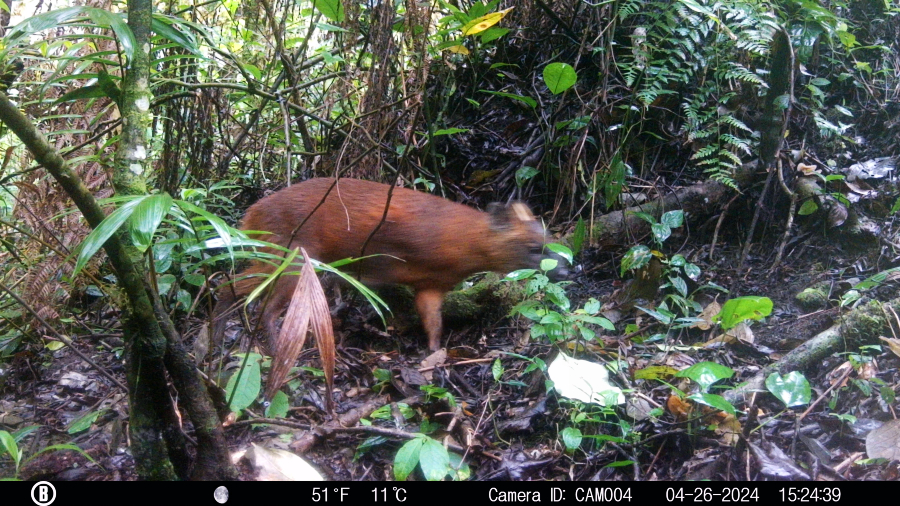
[
  {"xmin": 719, "ymin": 115, "xmax": 752, "ymax": 132},
  {"xmin": 721, "ymin": 134, "xmax": 752, "ymax": 155}
]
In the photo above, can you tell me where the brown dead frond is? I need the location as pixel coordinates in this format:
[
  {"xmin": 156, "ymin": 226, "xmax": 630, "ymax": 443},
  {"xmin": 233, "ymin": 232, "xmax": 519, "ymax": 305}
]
[{"xmin": 265, "ymin": 248, "xmax": 335, "ymax": 413}]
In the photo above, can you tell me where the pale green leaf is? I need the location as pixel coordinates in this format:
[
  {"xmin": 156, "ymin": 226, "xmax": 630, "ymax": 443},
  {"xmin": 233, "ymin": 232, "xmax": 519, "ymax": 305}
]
[{"xmin": 129, "ymin": 193, "xmax": 172, "ymax": 253}]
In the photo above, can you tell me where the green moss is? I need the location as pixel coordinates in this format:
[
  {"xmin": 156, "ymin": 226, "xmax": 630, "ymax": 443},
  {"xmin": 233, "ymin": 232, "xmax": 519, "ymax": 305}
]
[
  {"xmin": 444, "ymin": 273, "xmax": 526, "ymax": 325},
  {"xmin": 795, "ymin": 282, "xmax": 830, "ymax": 311},
  {"xmin": 839, "ymin": 300, "xmax": 889, "ymax": 347}
]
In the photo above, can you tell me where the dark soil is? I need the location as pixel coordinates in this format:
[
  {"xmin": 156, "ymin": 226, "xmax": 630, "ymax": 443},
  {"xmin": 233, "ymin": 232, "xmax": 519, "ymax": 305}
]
[{"xmin": 3, "ymin": 212, "xmax": 899, "ymax": 481}]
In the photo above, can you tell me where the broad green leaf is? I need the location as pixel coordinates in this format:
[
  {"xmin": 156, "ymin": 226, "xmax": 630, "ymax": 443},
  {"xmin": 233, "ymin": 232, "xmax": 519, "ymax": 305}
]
[
  {"xmin": 242, "ymin": 63, "xmax": 262, "ymax": 81},
  {"xmin": 74, "ymin": 196, "xmax": 148, "ymax": 277},
  {"xmin": 157, "ymin": 273, "xmax": 176, "ymax": 296},
  {"xmin": 676, "ymin": 362, "xmax": 734, "ymax": 393},
  {"xmin": 373, "ymin": 368, "xmax": 391, "ymax": 383},
  {"xmin": 418, "ymin": 436, "xmax": 451, "ymax": 481},
  {"xmin": 67, "ymin": 409, "xmax": 103, "ymax": 434},
  {"xmin": 505, "ymin": 269, "xmax": 537, "ymax": 281},
  {"xmin": 446, "ymin": 452, "xmax": 471, "ymax": 481},
  {"xmin": 679, "ymin": 0, "xmax": 717, "ymax": 18},
  {"xmin": 4, "ymin": 6, "xmax": 84, "ymax": 49},
  {"xmin": 479, "ymin": 26, "xmax": 509, "ymax": 44},
  {"xmin": 225, "ymin": 354, "xmax": 262, "ymax": 411},
  {"xmin": 545, "ymin": 283, "xmax": 570, "ymax": 311},
  {"xmin": 0, "ymin": 430, "xmax": 20, "ymax": 467},
  {"xmin": 312, "ymin": 0, "xmax": 344, "ymax": 23},
  {"xmin": 766, "ymin": 372, "xmax": 811, "ymax": 408},
  {"xmin": 433, "ymin": 128, "xmax": 469, "ymax": 136},
  {"xmin": 540, "ymin": 312, "xmax": 563, "ymax": 324},
  {"xmin": 774, "ymin": 94, "xmax": 791, "ymax": 110},
  {"xmin": 587, "ymin": 319, "xmax": 611, "ymax": 336},
  {"xmin": 129, "ymin": 193, "xmax": 172, "ymax": 253},
  {"xmin": 578, "ymin": 325, "xmax": 595, "ymax": 340},
  {"xmin": 510, "ymin": 299, "xmax": 542, "ymax": 320},
  {"xmin": 265, "ymin": 391, "xmax": 290, "ymax": 418},
  {"xmin": 716, "ymin": 296, "xmax": 773, "ymax": 330},
  {"xmin": 461, "ymin": 7, "xmax": 513, "ymax": 36},
  {"xmin": 82, "ymin": 8, "xmax": 135, "ymax": 63},
  {"xmin": 315, "ymin": 22, "xmax": 349, "ymax": 33},
  {"xmin": 393, "ymin": 436, "xmax": 425, "ymax": 481},
  {"xmin": 688, "ymin": 393, "xmax": 736, "ymax": 415},
  {"xmin": 840, "ymin": 290, "xmax": 860, "ymax": 306},
  {"xmin": 670, "ymin": 276, "xmax": 688, "ymax": 297},
  {"xmin": 637, "ymin": 305, "xmax": 674, "ymax": 325},
  {"xmin": 492, "ymin": 358, "xmax": 503, "ymax": 381},
  {"xmin": 620, "ymin": 245, "xmax": 652, "ymax": 276},
  {"xmin": 631, "ymin": 211, "xmax": 656, "ymax": 225},
  {"xmin": 660, "ymin": 210, "xmax": 684, "ymax": 228},
  {"xmin": 546, "ymin": 243, "xmax": 573, "ymax": 264},
  {"xmin": 543, "ymin": 62, "xmax": 577, "ymax": 94},
  {"xmin": 651, "ymin": 222, "xmax": 672, "ymax": 243},
  {"xmin": 55, "ymin": 84, "xmax": 108, "ymax": 104},
  {"xmin": 183, "ymin": 273, "xmax": 205, "ymax": 286},
  {"xmin": 480, "ymin": 90, "xmax": 536, "ymax": 108},
  {"xmin": 11, "ymin": 425, "xmax": 40, "ymax": 443},
  {"xmin": 152, "ymin": 15, "xmax": 203, "ymax": 57},
  {"xmin": 175, "ymin": 289, "xmax": 191, "ymax": 310},
  {"xmin": 798, "ymin": 199, "xmax": 818, "ymax": 215},
  {"xmin": 880, "ymin": 385, "xmax": 896, "ymax": 405},
  {"xmin": 561, "ymin": 427, "xmax": 582, "ymax": 451},
  {"xmin": 684, "ymin": 263, "xmax": 701, "ymax": 280},
  {"xmin": 515, "ymin": 166, "xmax": 539, "ymax": 187}
]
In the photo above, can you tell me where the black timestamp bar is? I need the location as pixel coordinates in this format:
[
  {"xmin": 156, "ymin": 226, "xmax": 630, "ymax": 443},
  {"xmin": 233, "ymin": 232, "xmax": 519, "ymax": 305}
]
[{"xmin": 5, "ymin": 479, "xmax": 866, "ymax": 506}]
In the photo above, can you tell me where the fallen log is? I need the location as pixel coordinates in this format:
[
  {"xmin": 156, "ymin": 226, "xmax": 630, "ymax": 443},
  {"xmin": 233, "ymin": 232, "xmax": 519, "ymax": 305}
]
[{"xmin": 725, "ymin": 297, "xmax": 898, "ymax": 406}]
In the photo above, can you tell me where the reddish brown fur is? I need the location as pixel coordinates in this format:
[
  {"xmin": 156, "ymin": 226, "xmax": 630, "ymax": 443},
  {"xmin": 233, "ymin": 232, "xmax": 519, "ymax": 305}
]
[{"xmin": 212, "ymin": 178, "xmax": 549, "ymax": 351}]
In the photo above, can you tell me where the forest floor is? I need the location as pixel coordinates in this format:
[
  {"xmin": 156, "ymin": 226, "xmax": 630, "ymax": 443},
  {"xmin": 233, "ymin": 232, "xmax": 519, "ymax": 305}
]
[{"xmin": 2, "ymin": 209, "xmax": 899, "ymax": 481}]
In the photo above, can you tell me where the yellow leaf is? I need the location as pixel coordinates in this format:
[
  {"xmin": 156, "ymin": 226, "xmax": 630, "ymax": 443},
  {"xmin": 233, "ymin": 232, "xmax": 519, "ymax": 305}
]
[
  {"xmin": 714, "ymin": 413, "xmax": 742, "ymax": 446},
  {"xmin": 445, "ymin": 45, "xmax": 470, "ymax": 55},
  {"xmin": 462, "ymin": 7, "xmax": 514, "ymax": 36},
  {"xmin": 45, "ymin": 340, "xmax": 65, "ymax": 351},
  {"xmin": 879, "ymin": 336, "xmax": 900, "ymax": 358},
  {"xmin": 634, "ymin": 365, "xmax": 679, "ymax": 380},
  {"xmin": 692, "ymin": 301, "xmax": 721, "ymax": 330}
]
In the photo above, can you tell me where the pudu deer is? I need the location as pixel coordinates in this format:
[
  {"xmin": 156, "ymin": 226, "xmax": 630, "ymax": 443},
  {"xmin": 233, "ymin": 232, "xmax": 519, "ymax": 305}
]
[{"xmin": 212, "ymin": 177, "xmax": 562, "ymax": 351}]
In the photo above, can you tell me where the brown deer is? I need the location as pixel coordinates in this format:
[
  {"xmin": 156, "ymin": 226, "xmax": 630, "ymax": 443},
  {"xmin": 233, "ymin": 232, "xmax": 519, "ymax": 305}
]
[{"xmin": 212, "ymin": 178, "xmax": 560, "ymax": 351}]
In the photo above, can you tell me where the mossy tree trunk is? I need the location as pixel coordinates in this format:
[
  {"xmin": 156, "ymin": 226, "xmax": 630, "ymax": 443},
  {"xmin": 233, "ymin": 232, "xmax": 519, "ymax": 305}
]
[
  {"xmin": 113, "ymin": 0, "xmax": 236, "ymax": 481},
  {"xmin": 0, "ymin": 0, "xmax": 236, "ymax": 481}
]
